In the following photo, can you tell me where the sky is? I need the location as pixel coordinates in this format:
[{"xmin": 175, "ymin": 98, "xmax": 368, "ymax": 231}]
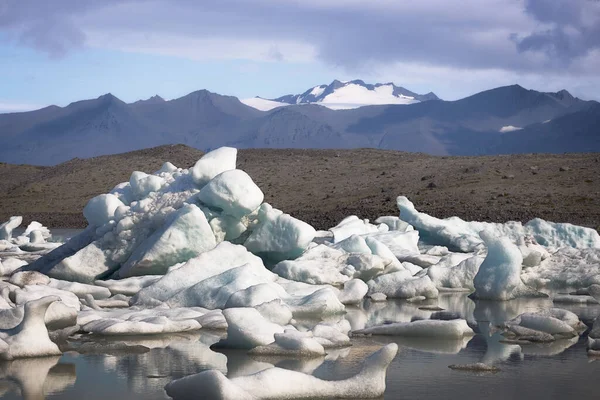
[{"xmin": 1, "ymin": 0, "xmax": 600, "ymax": 113}]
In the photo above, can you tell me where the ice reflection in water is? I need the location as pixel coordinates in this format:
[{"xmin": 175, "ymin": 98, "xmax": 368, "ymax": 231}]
[{"xmin": 0, "ymin": 293, "xmax": 599, "ymax": 400}]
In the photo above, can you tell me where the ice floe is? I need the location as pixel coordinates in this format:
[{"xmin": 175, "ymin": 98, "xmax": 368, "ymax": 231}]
[{"xmin": 165, "ymin": 343, "xmax": 398, "ymax": 400}]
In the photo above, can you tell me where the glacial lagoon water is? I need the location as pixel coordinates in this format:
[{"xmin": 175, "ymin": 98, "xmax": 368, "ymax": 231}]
[{"xmin": 1, "ymin": 293, "xmax": 599, "ymax": 400}]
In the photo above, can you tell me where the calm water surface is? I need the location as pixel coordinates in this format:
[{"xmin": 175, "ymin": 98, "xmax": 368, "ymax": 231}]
[{"xmin": 1, "ymin": 294, "xmax": 599, "ymax": 400}]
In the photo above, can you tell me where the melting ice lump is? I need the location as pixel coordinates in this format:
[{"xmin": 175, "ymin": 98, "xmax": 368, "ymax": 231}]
[
  {"xmin": 164, "ymin": 343, "xmax": 398, "ymax": 400},
  {"xmin": 397, "ymin": 196, "xmax": 600, "ymax": 251},
  {"xmin": 0, "ymin": 216, "xmax": 22, "ymax": 241},
  {"xmin": 191, "ymin": 146, "xmax": 237, "ymax": 186},
  {"xmin": 354, "ymin": 319, "xmax": 474, "ymax": 339},
  {"xmin": 500, "ymin": 308, "xmax": 586, "ymax": 341},
  {"xmin": 244, "ymin": 203, "xmax": 316, "ymax": 262},
  {"xmin": 83, "ymin": 194, "xmax": 125, "ymax": 227},
  {"xmin": 118, "ymin": 204, "xmax": 216, "ymax": 277},
  {"xmin": 0, "ymin": 296, "xmax": 63, "ymax": 360},
  {"xmin": 198, "ymin": 169, "xmax": 264, "ymax": 219},
  {"xmin": 471, "ymin": 230, "xmax": 544, "ymax": 301}
]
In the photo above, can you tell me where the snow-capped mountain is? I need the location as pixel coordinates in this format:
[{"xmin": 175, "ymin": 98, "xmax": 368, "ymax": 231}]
[
  {"xmin": 241, "ymin": 80, "xmax": 440, "ymax": 111},
  {"xmin": 1, "ymin": 84, "xmax": 597, "ymax": 165}
]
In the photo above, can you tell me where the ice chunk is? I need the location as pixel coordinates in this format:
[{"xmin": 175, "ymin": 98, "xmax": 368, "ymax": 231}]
[
  {"xmin": 9, "ymin": 271, "xmax": 50, "ymax": 287},
  {"xmin": 216, "ymin": 307, "xmax": 285, "ymax": 349},
  {"xmin": 370, "ymin": 292, "xmax": 387, "ymax": 302},
  {"xmin": 83, "ymin": 194, "xmax": 125, "ymax": 227},
  {"xmin": 0, "ymin": 216, "xmax": 22, "ymax": 241},
  {"xmin": 374, "ymin": 216, "xmax": 414, "ymax": 232},
  {"xmin": 249, "ymin": 330, "xmax": 326, "ymax": 356},
  {"xmin": 48, "ymin": 278, "xmax": 111, "ymax": 300},
  {"xmin": 521, "ymin": 248, "xmax": 600, "ymax": 290},
  {"xmin": 337, "ymin": 279, "xmax": 368, "ymax": 305},
  {"xmin": 525, "ymin": 218, "xmax": 600, "ymax": 249},
  {"xmin": 286, "ymin": 287, "xmax": 346, "ymax": 318},
  {"xmin": 427, "ymin": 254, "xmax": 484, "ymax": 290},
  {"xmin": 364, "ymin": 230, "xmax": 420, "ymax": 259},
  {"xmin": 119, "ymin": 204, "xmax": 216, "ymax": 277},
  {"xmin": 129, "ymin": 171, "xmax": 165, "ymax": 200},
  {"xmin": 471, "ymin": 230, "xmax": 543, "ymax": 301},
  {"xmin": 47, "ymin": 241, "xmax": 118, "ymax": 283},
  {"xmin": 397, "ymin": 197, "xmax": 484, "ymax": 252},
  {"xmin": 14, "ymin": 285, "xmax": 81, "ymax": 311},
  {"xmin": 332, "ymin": 234, "xmax": 372, "ymax": 254},
  {"xmin": 94, "ymin": 275, "xmax": 161, "ymax": 296},
  {"xmin": 191, "ymin": 147, "xmax": 237, "ymax": 187},
  {"xmin": 0, "ymin": 296, "xmax": 63, "ymax": 360},
  {"xmin": 209, "ymin": 215, "xmax": 247, "ymax": 242},
  {"xmin": 272, "ymin": 244, "xmax": 350, "ymax": 285},
  {"xmin": 157, "ymin": 161, "xmax": 178, "ymax": 174},
  {"xmin": 23, "ymin": 221, "xmax": 51, "ymax": 240},
  {"xmin": 81, "ymin": 316, "xmax": 201, "ymax": 335},
  {"xmin": 329, "ymin": 216, "xmax": 379, "ymax": 242},
  {"xmin": 165, "ymin": 343, "xmax": 398, "ymax": 400},
  {"xmin": 254, "ymin": 299, "xmax": 293, "ymax": 325},
  {"xmin": 198, "ymin": 169, "xmax": 263, "ymax": 218},
  {"xmin": 132, "ymin": 242, "xmax": 265, "ymax": 305},
  {"xmin": 501, "ymin": 308, "xmax": 585, "ymax": 338},
  {"xmin": 354, "ymin": 318, "xmax": 474, "ymax": 338},
  {"xmin": 244, "ymin": 204, "xmax": 315, "ymax": 262},
  {"xmin": 166, "ymin": 264, "xmax": 281, "ymax": 309},
  {"xmin": 367, "ymin": 270, "xmax": 439, "ymax": 299},
  {"xmin": 312, "ymin": 321, "xmax": 351, "ymax": 348}
]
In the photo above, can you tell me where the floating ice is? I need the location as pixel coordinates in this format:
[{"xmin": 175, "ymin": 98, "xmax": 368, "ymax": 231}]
[
  {"xmin": 471, "ymin": 230, "xmax": 543, "ymax": 301},
  {"xmin": 500, "ymin": 308, "xmax": 586, "ymax": 341},
  {"xmin": 428, "ymin": 254, "xmax": 484, "ymax": 291},
  {"xmin": 367, "ymin": 270, "xmax": 439, "ymax": 299},
  {"xmin": 249, "ymin": 330, "xmax": 326, "ymax": 357},
  {"xmin": 397, "ymin": 196, "xmax": 600, "ymax": 251},
  {"xmin": 0, "ymin": 216, "xmax": 22, "ymax": 241},
  {"xmin": 0, "ymin": 296, "xmax": 63, "ymax": 360},
  {"xmin": 329, "ymin": 216, "xmax": 380, "ymax": 242},
  {"xmin": 165, "ymin": 343, "xmax": 398, "ymax": 400},
  {"xmin": 132, "ymin": 242, "xmax": 265, "ymax": 306},
  {"xmin": 215, "ymin": 307, "xmax": 286, "ymax": 349},
  {"xmin": 354, "ymin": 319, "xmax": 474, "ymax": 338},
  {"xmin": 521, "ymin": 247, "xmax": 600, "ymax": 290},
  {"xmin": 118, "ymin": 204, "xmax": 216, "ymax": 277},
  {"xmin": 244, "ymin": 204, "xmax": 315, "ymax": 262}
]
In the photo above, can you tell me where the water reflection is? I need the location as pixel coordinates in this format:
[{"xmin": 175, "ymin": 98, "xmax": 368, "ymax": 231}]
[
  {"xmin": 1, "ymin": 293, "xmax": 599, "ymax": 400},
  {"xmin": 0, "ymin": 356, "xmax": 76, "ymax": 400}
]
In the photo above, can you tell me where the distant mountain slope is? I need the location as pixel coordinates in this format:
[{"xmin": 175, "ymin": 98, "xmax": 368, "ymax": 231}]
[
  {"xmin": 493, "ymin": 102, "xmax": 600, "ymax": 154},
  {"xmin": 0, "ymin": 84, "xmax": 597, "ymax": 165},
  {"xmin": 0, "ymin": 91, "xmax": 263, "ymax": 165}
]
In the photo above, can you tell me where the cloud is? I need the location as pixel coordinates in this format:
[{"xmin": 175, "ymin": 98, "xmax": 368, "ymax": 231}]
[
  {"xmin": 1, "ymin": 0, "xmax": 600, "ymax": 90},
  {"xmin": 514, "ymin": 0, "xmax": 600, "ymax": 64}
]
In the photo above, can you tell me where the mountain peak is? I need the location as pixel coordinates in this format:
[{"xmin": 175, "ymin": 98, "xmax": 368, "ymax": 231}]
[
  {"xmin": 132, "ymin": 95, "xmax": 166, "ymax": 105},
  {"xmin": 267, "ymin": 79, "xmax": 440, "ymax": 109}
]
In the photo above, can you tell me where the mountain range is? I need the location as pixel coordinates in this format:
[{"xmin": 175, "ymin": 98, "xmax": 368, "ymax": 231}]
[{"xmin": 0, "ymin": 80, "xmax": 598, "ymax": 165}]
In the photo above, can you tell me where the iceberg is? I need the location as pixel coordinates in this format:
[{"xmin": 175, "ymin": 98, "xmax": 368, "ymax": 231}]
[
  {"xmin": 471, "ymin": 230, "xmax": 544, "ymax": 301},
  {"xmin": 0, "ymin": 296, "xmax": 63, "ymax": 360},
  {"xmin": 164, "ymin": 344, "xmax": 398, "ymax": 400},
  {"xmin": 354, "ymin": 319, "xmax": 474, "ymax": 338}
]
